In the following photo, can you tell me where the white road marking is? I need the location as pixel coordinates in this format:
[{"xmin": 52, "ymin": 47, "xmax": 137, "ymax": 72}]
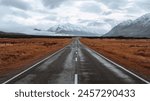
[
  {"xmin": 75, "ymin": 57, "xmax": 78, "ymax": 62},
  {"xmin": 2, "ymin": 45, "xmax": 68, "ymax": 84},
  {"xmin": 82, "ymin": 42, "xmax": 150, "ymax": 84},
  {"xmin": 76, "ymin": 51, "xmax": 78, "ymax": 54},
  {"xmin": 96, "ymin": 52, "xmax": 150, "ymax": 84},
  {"xmin": 74, "ymin": 74, "xmax": 78, "ymax": 84}
]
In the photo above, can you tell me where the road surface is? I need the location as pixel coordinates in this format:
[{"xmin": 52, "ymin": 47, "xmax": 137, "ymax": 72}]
[{"xmin": 2, "ymin": 38, "xmax": 149, "ymax": 84}]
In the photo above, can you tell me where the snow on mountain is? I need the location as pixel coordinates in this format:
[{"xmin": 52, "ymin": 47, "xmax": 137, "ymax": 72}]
[
  {"xmin": 48, "ymin": 23, "xmax": 103, "ymax": 36},
  {"xmin": 118, "ymin": 20, "xmax": 133, "ymax": 26},
  {"xmin": 104, "ymin": 13, "xmax": 150, "ymax": 38},
  {"xmin": 133, "ymin": 13, "xmax": 150, "ymax": 27}
]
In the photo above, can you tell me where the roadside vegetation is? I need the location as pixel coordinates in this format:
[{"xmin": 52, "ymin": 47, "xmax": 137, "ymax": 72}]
[
  {"xmin": 0, "ymin": 38, "xmax": 71, "ymax": 77},
  {"xmin": 81, "ymin": 38, "xmax": 150, "ymax": 80}
]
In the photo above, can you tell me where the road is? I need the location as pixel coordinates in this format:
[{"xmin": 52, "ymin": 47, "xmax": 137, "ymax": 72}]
[{"xmin": 3, "ymin": 38, "xmax": 149, "ymax": 84}]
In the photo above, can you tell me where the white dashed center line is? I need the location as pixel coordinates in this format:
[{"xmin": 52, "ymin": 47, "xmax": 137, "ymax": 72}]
[
  {"xmin": 74, "ymin": 74, "xmax": 78, "ymax": 84},
  {"xmin": 75, "ymin": 57, "xmax": 78, "ymax": 62}
]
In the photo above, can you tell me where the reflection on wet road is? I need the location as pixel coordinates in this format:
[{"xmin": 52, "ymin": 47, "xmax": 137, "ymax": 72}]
[{"xmin": 3, "ymin": 38, "xmax": 149, "ymax": 84}]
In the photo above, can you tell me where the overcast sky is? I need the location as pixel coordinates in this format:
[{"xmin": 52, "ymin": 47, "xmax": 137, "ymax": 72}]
[{"xmin": 0, "ymin": 0, "xmax": 150, "ymax": 33}]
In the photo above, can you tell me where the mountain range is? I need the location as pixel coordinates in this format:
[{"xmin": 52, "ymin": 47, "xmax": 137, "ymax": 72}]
[
  {"xmin": 1, "ymin": 13, "xmax": 150, "ymax": 37},
  {"xmin": 104, "ymin": 13, "xmax": 150, "ymax": 38},
  {"xmin": 47, "ymin": 23, "xmax": 102, "ymax": 36}
]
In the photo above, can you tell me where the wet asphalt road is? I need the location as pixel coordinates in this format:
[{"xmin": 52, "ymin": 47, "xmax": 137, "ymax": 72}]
[{"xmin": 3, "ymin": 39, "xmax": 149, "ymax": 84}]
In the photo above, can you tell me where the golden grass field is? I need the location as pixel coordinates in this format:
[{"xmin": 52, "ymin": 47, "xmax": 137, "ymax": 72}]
[
  {"xmin": 81, "ymin": 38, "xmax": 150, "ymax": 80},
  {"xmin": 0, "ymin": 38, "xmax": 71, "ymax": 77},
  {"xmin": 0, "ymin": 38, "xmax": 150, "ymax": 81}
]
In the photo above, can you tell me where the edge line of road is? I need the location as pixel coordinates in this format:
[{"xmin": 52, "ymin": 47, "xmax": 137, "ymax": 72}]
[
  {"xmin": 2, "ymin": 43, "xmax": 71, "ymax": 84},
  {"xmin": 79, "ymin": 41, "xmax": 150, "ymax": 84}
]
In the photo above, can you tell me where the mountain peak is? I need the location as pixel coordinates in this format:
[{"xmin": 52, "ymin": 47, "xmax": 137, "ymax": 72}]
[
  {"xmin": 47, "ymin": 23, "xmax": 102, "ymax": 36},
  {"xmin": 118, "ymin": 20, "xmax": 133, "ymax": 26},
  {"xmin": 140, "ymin": 13, "xmax": 150, "ymax": 19},
  {"xmin": 104, "ymin": 13, "xmax": 150, "ymax": 38},
  {"xmin": 134, "ymin": 13, "xmax": 150, "ymax": 23}
]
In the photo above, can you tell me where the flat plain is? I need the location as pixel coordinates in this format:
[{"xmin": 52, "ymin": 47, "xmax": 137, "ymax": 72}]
[
  {"xmin": 0, "ymin": 38, "xmax": 71, "ymax": 78},
  {"xmin": 81, "ymin": 38, "xmax": 150, "ymax": 80}
]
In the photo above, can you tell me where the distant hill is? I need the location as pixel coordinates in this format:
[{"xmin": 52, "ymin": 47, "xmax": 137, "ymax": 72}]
[
  {"xmin": 0, "ymin": 31, "xmax": 73, "ymax": 38},
  {"xmin": 0, "ymin": 31, "xmax": 28, "ymax": 37},
  {"xmin": 48, "ymin": 23, "xmax": 101, "ymax": 36},
  {"xmin": 104, "ymin": 13, "xmax": 150, "ymax": 38}
]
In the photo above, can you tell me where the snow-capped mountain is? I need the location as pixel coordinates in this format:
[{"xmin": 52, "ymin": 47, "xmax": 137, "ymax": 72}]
[
  {"xmin": 104, "ymin": 13, "xmax": 150, "ymax": 38},
  {"xmin": 47, "ymin": 23, "xmax": 102, "ymax": 36}
]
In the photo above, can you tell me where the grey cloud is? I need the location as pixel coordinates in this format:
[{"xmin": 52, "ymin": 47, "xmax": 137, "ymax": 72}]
[
  {"xmin": 0, "ymin": 6, "xmax": 12, "ymax": 17},
  {"xmin": 135, "ymin": 0, "xmax": 150, "ymax": 11},
  {"xmin": 99, "ymin": 0, "xmax": 128, "ymax": 9},
  {"xmin": 42, "ymin": 0, "xmax": 67, "ymax": 9},
  {"xmin": 80, "ymin": 2, "xmax": 101, "ymax": 13},
  {"xmin": 87, "ymin": 21, "xmax": 106, "ymax": 27},
  {"xmin": 0, "ymin": 4, "xmax": 30, "ymax": 19},
  {"xmin": 43, "ymin": 15, "xmax": 58, "ymax": 21},
  {"xmin": 104, "ymin": 18, "xmax": 118, "ymax": 27},
  {"xmin": 0, "ymin": 6, "xmax": 29, "ymax": 19},
  {"xmin": 102, "ymin": 11, "xmax": 112, "ymax": 15},
  {"xmin": 0, "ymin": 0, "xmax": 31, "ymax": 10},
  {"xmin": 104, "ymin": 18, "xmax": 114, "ymax": 22},
  {"xmin": 120, "ymin": 0, "xmax": 150, "ymax": 15},
  {"xmin": 12, "ymin": 11, "xmax": 30, "ymax": 18},
  {"xmin": 78, "ymin": 19, "xmax": 109, "ymax": 28},
  {"xmin": 34, "ymin": 9, "xmax": 51, "ymax": 14},
  {"xmin": 0, "ymin": 19, "xmax": 29, "ymax": 33},
  {"xmin": 78, "ymin": 19, "xmax": 98, "ymax": 25},
  {"xmin": 84, "ymin": 20, "xmax": 112, "ymax": 32},
  {"xmin": 78, "ymin": 19, "xmax": 91, "ymax": 24},
  {"xmin": 125, "ymin": 6, "xmax": 141, "ymax": 14}
]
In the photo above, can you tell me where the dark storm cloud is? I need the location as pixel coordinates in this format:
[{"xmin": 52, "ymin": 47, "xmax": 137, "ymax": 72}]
[
  {"xmin": 42, "ymin": 0, "xmax": 67, "ymax": 9},
  {"xmin": 0, "ymin": 0, "xmax": 31, "ymax": 10}
]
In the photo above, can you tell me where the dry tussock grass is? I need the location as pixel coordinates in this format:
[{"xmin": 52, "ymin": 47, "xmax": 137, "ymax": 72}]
[
  {"xmin": 81, "ymin": 38, "xmax": 150, "ymax": 80},
  {"xmin": 0, "ymin": 38, "xmax": 71, "ymax": 77}
]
